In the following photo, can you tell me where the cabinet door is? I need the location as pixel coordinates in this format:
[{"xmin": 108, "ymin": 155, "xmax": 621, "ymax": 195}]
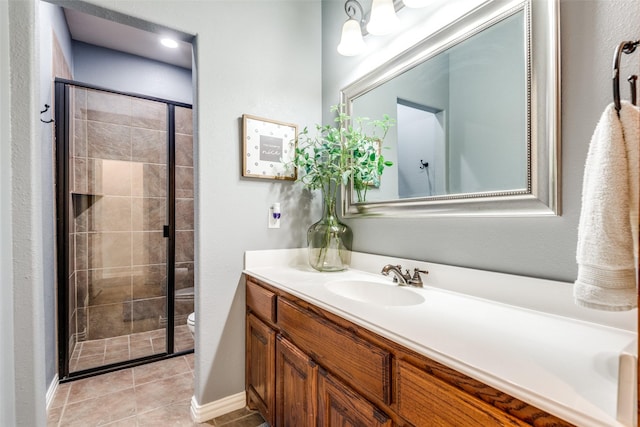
[
  {"xmin": 318, "ymin": 370, "xmax": 392, "ymax": 427},
  {"xmin": 275, "ymin": 336, "xmax": 317, "ymax": 427},
  {"xmin": 246, "ymin": 313, "xmax": 276, "ymax": 426}
]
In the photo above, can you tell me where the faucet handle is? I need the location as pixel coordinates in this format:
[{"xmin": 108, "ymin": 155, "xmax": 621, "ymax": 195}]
[{"xmin": 408, "ymin": 268, "xmax": 428, "ymax": 286}]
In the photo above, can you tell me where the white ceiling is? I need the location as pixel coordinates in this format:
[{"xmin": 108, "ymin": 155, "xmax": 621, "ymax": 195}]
[{"xmin": 63, "ymin": 7, "xmax": 193, "ymax": 70}]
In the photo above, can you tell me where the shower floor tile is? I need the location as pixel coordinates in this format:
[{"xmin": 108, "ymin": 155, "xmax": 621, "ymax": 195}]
[
  {"xmin": 47, "ymin": 354, "xmax": 267, "ymax": 427},
  {"xmin": 70, "ymin": 326, "xmax": 193, "ymax": 373}
]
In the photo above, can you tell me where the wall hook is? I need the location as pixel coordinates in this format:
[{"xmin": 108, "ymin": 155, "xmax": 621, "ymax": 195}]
[
  {"xmin": 419, "ymin": 160, "xmax": 429, "ymax": 170},
  {"xmin": 40, "ymin": 104, "xmax": 54, "ymax": 123}
]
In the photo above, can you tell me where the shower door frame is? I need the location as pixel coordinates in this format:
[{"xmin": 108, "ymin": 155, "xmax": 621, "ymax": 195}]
[{"xmin": 54, "ymin": 78, "xmax": 192, "ymax": 382}]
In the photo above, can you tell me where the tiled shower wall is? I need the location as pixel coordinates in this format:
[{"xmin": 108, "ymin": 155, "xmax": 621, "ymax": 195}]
[
  {"xmin": 68, "ymin": 87, "xmax": 194, "ymax": 347},
  {"xmin": 173, "ymin": 106, "xmax": 195, "ymax": 326}
]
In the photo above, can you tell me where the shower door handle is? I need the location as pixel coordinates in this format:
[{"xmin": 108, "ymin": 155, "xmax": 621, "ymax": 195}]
[{"xmin": 163, "ymin": 225, "xmax": 170, "ymax": 238}]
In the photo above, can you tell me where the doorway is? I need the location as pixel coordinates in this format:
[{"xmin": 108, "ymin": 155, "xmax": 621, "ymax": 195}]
[
  {"xmin": 396, "ymin": 99, "xmax": 446, "ymax": 198},
  {"xmin": 55, "ymin": 80, "xmax": 194, "ymax": 380}
]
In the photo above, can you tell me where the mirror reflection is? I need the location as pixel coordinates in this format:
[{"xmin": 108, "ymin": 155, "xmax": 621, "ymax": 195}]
[
  {"xmin": 351, "ymin": 9, "xmax": 526, "ymax": 202},
  {"xmin": 342, "ymin": 0, "xmax": 560, "ymax": 217}
]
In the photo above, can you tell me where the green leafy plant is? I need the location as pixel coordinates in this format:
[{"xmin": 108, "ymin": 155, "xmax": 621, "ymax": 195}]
[
  {"xmin": 288, "ymin": 105, "xmax": 394, "ymax": 271},
  {"xmin": 291, "ymin": 105, "xmax": 394, "ymax": 205}
]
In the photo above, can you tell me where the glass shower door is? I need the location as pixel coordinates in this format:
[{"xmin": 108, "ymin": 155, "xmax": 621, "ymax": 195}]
[
  {"xmin": 172, "ymin": 105, "xmax": 195, "ymax": 352},
  {"xmin": 67, "ymin": 85, "xmax": 170, "ymax": 372}
]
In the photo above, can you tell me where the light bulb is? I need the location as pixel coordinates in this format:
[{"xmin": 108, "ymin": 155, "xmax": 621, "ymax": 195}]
[
  {"xmin": 366, "ymin": 0, "xmax": 400, "ymax": 35},
  {"xmin": 160, "ymin": 38, "xmax": 178, "ymax": 49},
  {"xmin": 337, "ymin": 19, "xmax": 366, "ymax": 56}
]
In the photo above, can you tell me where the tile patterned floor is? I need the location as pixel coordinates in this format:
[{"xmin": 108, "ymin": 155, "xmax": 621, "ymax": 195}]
[
  {"xmin": 47, "ymin": 354, "xmax": 266, "ymax": 426},
  {"xmin": 70, "ymin": 325, "xmax": 194, "ymax": 373}
]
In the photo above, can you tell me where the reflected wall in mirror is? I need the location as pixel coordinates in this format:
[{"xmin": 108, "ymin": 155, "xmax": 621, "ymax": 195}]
[{"xmin": 342, "ymin": 0, "xmax": 560, "ymax": 217}]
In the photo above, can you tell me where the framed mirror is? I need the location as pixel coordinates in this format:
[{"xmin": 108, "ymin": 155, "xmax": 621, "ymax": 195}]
[{"xmin": 341, "ymin": 0, "xmax": 560, "ymax": 217}]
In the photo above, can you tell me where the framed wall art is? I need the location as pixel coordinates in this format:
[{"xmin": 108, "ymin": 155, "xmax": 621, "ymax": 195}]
[{"xmin": 242, "ymin": 114, "xmax": 297, "ymax": 180}]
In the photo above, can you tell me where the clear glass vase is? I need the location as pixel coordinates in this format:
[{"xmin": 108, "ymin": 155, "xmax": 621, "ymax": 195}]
[{"xmin": 307, "ymin": 197, "xmax": 353, "ymax": 272}]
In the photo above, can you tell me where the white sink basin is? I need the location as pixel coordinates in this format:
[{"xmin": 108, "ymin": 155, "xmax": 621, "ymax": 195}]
[{"xmin": 324, "ymin": 280, "xmax": 425, "ymax": 307}]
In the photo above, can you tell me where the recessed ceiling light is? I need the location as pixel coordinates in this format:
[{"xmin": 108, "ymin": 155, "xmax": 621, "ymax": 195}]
[{"xmin": 160, "ymin": 38, "xmax": 178, "ymax": 49}]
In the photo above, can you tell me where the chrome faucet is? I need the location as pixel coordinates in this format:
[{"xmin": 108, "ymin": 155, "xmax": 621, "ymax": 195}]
[{"xmin": 381, "ymin": 264, "xmax": 428, "ymax": 287}]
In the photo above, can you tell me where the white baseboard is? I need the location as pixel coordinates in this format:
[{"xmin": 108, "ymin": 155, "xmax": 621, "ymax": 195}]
[
  {"xmin": 190, "ymin": 391, "xmax": 246, "ymax": 423},
  {"xmin": 46, "ymin": 374, "xmax": 59, "ymax": 410}
]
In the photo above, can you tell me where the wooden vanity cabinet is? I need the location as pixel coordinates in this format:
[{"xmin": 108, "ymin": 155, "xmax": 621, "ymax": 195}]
[
  {"xmin": 397, "ymin": 359, "xmax": 528, "ymax": 426},
  {"xmin": 246, "ymin": 279, "xmax": 276, "ymax": 323},
  {"xmin": 245, "ymin": 276, "xmax": 574, "ymax": 427},
  {"xmin": 275, "ymin": 336, "xmax": 317, "ymax": 427},
  {"xmin": 318, "ymin": 369, "xmax": 392, "ymax": 427},
  {"xmin": 276, "ymin": 297, "xmax": 391, "ymax": 405},
  {"xmin": 246, "ymin": 313, "xmax": 275, "ymax": 425},
  {"xmin": 246, "ymin": 280, "xmax": 278, "ymax": 425}
]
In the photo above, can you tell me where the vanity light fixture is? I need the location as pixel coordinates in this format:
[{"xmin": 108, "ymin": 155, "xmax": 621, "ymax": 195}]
[
  {"xmin": 337, "ymin": 0, "xmax": 367, "ymax": 56},
  {"xmin": 366, "ymin": 0, "xmax": 400, "ymax": 35},
  {"xmin": 160, "ymin": 37, "xmax": 178, "ymax": 49},
  {"xmin": 337, "ymin": 0, "xmax": 401, "ymax": 56}
]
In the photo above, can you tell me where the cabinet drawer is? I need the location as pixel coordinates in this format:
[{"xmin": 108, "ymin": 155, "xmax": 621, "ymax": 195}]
[
  {"xmin": 246, "ymin": 279, "xmax": 276, "ymax": 324},
  {"xmin": 277, "ymin": 298, "xmax": 391, "ymax": 404},
  {"xmin": 397, "ymin": 360, "xmax": 528, "ymax": 426}
]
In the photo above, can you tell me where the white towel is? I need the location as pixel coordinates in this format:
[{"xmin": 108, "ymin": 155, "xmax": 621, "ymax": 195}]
[{"xmin": 574, "ymin": 101, "xmax": 639, "ymax": 311}]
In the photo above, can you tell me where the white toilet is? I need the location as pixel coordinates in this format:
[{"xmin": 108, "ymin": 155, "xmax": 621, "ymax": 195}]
[{"xmin": 187, "ymin": 312, "xmax": 195, "ymax": 338}]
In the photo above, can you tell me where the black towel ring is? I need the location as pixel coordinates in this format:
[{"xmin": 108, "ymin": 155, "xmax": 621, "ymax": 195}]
[{"xmin": 612, "ymin": 40, "xmax": 639, "ymax": 113}]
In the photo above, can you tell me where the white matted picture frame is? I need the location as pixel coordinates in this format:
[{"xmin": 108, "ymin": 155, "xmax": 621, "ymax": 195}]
[{"xmin": 242, "ymin": 114, "xmax": 298, "ymax": 180}]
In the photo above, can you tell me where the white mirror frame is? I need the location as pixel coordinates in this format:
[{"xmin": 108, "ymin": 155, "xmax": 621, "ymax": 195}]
[{"xmin": 341, "ymin": 0, "xmax": 560, "ymax": 218}]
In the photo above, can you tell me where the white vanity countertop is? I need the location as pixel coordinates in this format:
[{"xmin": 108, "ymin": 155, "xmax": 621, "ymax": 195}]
[{"xmin": 244, "ymin": 249, "xmax": 637, "ymax": 427}]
